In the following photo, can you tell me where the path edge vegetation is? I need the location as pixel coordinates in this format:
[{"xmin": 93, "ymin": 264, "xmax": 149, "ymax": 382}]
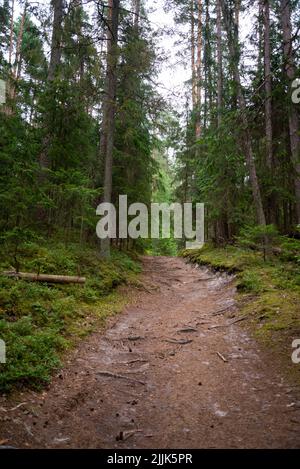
[
  {"xmin": 181, "ymin": 237, "xmax": 300, "ymax": 383},
  {"xmin": 0, "ymin": 240, "xmax": 141, "ymax": 393}
]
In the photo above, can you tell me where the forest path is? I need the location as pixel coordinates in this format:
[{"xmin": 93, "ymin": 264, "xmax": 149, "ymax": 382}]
[{"xmin": 1, "ymin": 256, "xmax": 300, "ymax": 448}]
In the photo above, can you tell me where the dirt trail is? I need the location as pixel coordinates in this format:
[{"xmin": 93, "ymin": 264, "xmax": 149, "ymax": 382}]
[{"xmin": 1, "ymin": 256, "xmax": 300, "ymax": 448}]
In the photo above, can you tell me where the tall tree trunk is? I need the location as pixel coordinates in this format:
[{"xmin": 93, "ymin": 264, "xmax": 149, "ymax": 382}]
[
  {"xmin": 100, "ymin": 0, "xmax": 120, "ymax": 258},
  {"xmin": 4, "ymin": 0, "xmax": 25, "ymax": 115},
  {"xmin": 280, "ymin": 0, "xmax": 300, "ymax": 223},
  {"xmin": 234, "ymin": 0, "xmax": 240, "ymax": 31},
  {"xmin": 263, "ymin": 0, "xmax": 276, "ymax": 224},
  {"xmin": 263, "ymin": 0, "xmax": 273, "ymax": 171},
  {"xmin": 222, "ymin": 0, "xmax": 266, "ymax": 226},
  {"xmin": 8, "ymin": 0, "xmax": 14, "ymax": 65},
  {"xmin": 216, "ymin": 0, "xmax": 222, "ymax": 128},
  {"xmin": 47, "ymin": 0, "xmax": 63, "ymax": 82},
  {"xmin": 1, "ymin": 0, "xmax": 14, "ymax": 114},
  {"xmin": 215, "ymin": 0, "xmax": 228, "ymax": 242},
  {"xmin": 195, "ymin": 0, "xmax": 202, "ymax": 140},
  {"xmin": 203, "ymin": 0, "xmax": 212, "ymax": 130},
  {"xmin": 191, "ymin": 0, "xmax": 197, "ymax": 111},
  {"xmin": 257, "ymin": 0, "xmax": 264, "ymax": 76},
  {"xmin": 70, "ymin": 0, "xmax": 84, "ymax": 83},
  {"xmin": 10, "ymin": 3, "xmax": 27, "ymax": 102},
  {"xmin": 39, "ymin": 0, "xmax": 63, "ymax": 173},
  {"xmin": 133, "ymin": 0, "xmax": 141, "ymax": 29}
]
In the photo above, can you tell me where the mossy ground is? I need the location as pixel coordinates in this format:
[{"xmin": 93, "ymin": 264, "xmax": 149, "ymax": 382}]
[
  {"xmin": 0, "ymin": 241, "xmax": 141, "ymax": 392},
  {"xmin": 182, "ymin": 244, "xmax": 300, "ymax": 381}
]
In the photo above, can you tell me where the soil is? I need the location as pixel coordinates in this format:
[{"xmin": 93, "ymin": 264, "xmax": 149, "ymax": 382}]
[{"xmin": 1, "ymin": 256, "xmax": 300, "ymax": 448}]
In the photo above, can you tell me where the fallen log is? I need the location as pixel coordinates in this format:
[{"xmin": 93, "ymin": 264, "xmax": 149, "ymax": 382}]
[{"xmin": 2, "ymin": 271, "xmax": 86, "ymax": 284}]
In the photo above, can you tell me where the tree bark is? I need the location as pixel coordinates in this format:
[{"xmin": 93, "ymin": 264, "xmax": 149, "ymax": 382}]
[
  {"xmin": 100, "ymin": 0, "xmax": 120, "ymax": 258},
  {"xmin": 257, "ymin": 0, "xmax": 264, "ymax": 75},
  {"xmin": 263, "ymin": 0, "xmax": 277, "ymax": 224},
  {"xmin": 216, "ymin": 0, "xmax": 222, "ymax": 128},
  {"xmin": 47, "ymin": 0, "xmax": 63, "ymax": 82},
  {"xmin": 2, "ymin": 271, "xmax": 86, "ymax": 284},
  {"xmin": 280, "ymin": 0, "xmax": 300, "ymax": 223},
  {"xmin": 222, "ymin": 0, "xmax": 266, "ymax": 226},
  {"xmin": 133, "ymin": 0, "xmax": 141, "ymax": 30},
  {"xmin": 191, "ymin": 0, "xmax": 197, "ymax": 111},
  {"xmin": 39, "ymin": 0, "xmax": 64, "ymax": 174},
  {"xmin": 10, "ymin": 3, "xmax": 27, "ymax": 102},
  {"xmin": 195, "ymin": 0, "xmax": 202, "ymax": 140},
  {"xmin": 203, "ymin": 0, "xmax": 212, "ymax": 130},
  {"xmin": 8, "ymin": 0, "xmax": 14, "ymax": 65},
  {"xmin": 263, "ymin": 0, "xmax": 273, "ymax": 171},
  {"xmin": 4, "ymin": 0, "xmax": 25, "ymax": 115}
]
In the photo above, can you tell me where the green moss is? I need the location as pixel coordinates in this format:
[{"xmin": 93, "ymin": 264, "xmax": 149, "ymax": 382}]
[
  {"xmin": 0, "ymin": 241, "xmax": 140, "ymax": 392},
  {"xmin": 182, "ymin": 243, "xmax": 300, "ymax": 359}
]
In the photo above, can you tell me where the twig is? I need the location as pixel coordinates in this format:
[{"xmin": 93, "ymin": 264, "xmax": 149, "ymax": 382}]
[
  {"xmin": 177, "ymin": 327, "xmax": 198, "ymax": 333},
  {"xmin": 211, "ymin": 305, "xmax": 235, "ymax": 316},
  {"xmin": 9, "ymin": 402, "xmax": 27, "ymax": 412},
  {"xmin": 230, "ymin": 316, "xmax": 250, "ymax": 325},
  {"xmin": 196, "ymin": 277, "xmax": 215, "ymax": 282},
  {"xmin": 23, "ymin": 422, "xmax": 33, "ymax": 437},
  {"xmin": 165, "ymin": 338, "xmax": 193, "ymax": 345},
  {"xmin": 96, "ymin": 371, "xmax": 145, "ymax": 385},
  {"xmin": 123, "ymin": 430, "xmax": 142, "ymax": 441},
  {"xmin": 208, "ymin": 315, "xmax": 249, "ymax": 329},
  {"xmin": 126, "ymin": 359, "xmax": 148, "ymax": 365},
  {"xmin": 216, "ymin": 352, "xmax": 228, "ymax": 363}
]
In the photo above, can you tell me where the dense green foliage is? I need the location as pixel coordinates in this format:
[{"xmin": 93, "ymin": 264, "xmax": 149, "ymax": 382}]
[
  {"xmin": 0, "ymin": 0, "xmax": 167, "ymax": 391},
  {"xmin": 182, "ymin": 236, "xmax": 300, "ymax": 347},
  {"xmin": 0, "ymin": 0, "xmax": 299, "ymax": 391},
  {"xmin": 0, "ymin": 1, "xmax": 166, "ymax": 253},
  {"xmin": 173, "ymin": 0, "xmax": 300, "ymax": 240},
  {"xmin": 0, "ymin": 240, "xmax": 140, "ymax": 391}
]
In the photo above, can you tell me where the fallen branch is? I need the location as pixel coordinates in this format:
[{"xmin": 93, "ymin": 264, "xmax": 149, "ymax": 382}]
[
  {"xmin": 211, "ymin": 305, "xmax": 235, "ymax": 316},
  {"xmin": 2, "ymin": 271, "xmax": 86, "ymax": 284},
  {"xmin": 229, "ymin": 316, "xmax": 250, "ymax": 325},
  {"xmin": 126, "ymin": 359, "xmax": 148, "ymax": 365},
  {"xmin": 177, "ymin": 327, "xmax": 197, "ymax": 333},
  {"xmin": 216, "ymin": 352, "xmax": 228, "ymax": 363},
  {"xmin": 96, "ymin": 371, "xmax": 145, "ymax": 385},
  {"xmin": 123, "ymin": 430, "xmax": 142, "ymax": 441},
  {"xmin": 165, "ymin": 338, "xmax": 193, "ymax": 345},
  {"xmin": 196, "ymin": 277, "xmax": 215, "ymax": 282},
  {"xmin": 9, "ymin": 402, "xmax": 27, "ymax": 412},
  {"xmin": 208, "ymin": 315, "xmax": 250, "ymax": 329}
]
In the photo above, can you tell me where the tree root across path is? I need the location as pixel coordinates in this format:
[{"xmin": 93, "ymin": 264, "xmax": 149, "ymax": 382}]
[{"xmin": 0, "ymin": 256, "xmax": 300, "ymax": 449}]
